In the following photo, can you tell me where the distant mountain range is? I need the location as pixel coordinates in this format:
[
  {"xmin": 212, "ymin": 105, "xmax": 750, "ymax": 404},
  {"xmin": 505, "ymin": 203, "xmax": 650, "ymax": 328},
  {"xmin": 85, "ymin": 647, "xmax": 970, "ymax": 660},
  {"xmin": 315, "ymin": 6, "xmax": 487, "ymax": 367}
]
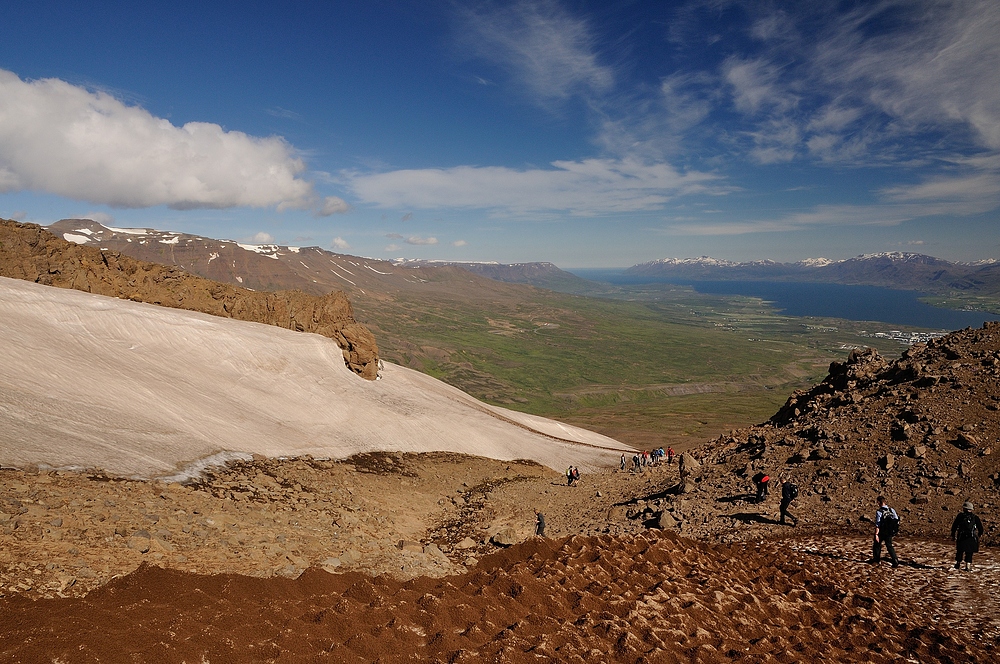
[
  {"xmin": 46, "ymin": 219, "xmax": 596, "ymax": 296},
  {"xmin": 626, "ymin": 252, "xmax": 1000, "ymax": 295},
  {"xmin": 45, "ymin": 219, "xmax": 1000, "ymax": 299}
]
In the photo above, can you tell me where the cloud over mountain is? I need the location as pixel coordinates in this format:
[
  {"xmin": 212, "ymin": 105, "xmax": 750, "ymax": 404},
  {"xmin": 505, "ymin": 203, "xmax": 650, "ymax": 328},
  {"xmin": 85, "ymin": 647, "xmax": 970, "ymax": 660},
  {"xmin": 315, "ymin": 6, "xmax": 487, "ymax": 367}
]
[{"xmin": 0, "ymin": 70, "xmax": 334, "ymax": 214}]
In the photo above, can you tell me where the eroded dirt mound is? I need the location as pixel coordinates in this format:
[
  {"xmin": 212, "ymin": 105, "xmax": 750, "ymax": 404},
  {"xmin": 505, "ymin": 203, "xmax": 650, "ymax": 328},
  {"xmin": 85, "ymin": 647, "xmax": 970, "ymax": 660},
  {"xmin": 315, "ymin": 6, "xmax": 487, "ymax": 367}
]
[
  {"xmin": 1, "ymin": 532, "xmax": 991, "ymax": 663},
  {"xmin": 0, "ymin": 219, "xmax": 378, "ymax": 378}
]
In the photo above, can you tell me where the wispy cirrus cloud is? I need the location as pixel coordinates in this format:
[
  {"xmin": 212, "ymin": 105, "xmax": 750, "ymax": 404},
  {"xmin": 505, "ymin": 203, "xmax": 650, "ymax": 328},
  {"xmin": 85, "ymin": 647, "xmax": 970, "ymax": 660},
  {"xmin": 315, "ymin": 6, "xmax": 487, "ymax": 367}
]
[
  {"xmin": 455, "ymin": 0, "xmax": 614, "ymax": 107},
  {"xmin": 668, "ymin": 170, "xmax": 1000, "ymax": 236}
]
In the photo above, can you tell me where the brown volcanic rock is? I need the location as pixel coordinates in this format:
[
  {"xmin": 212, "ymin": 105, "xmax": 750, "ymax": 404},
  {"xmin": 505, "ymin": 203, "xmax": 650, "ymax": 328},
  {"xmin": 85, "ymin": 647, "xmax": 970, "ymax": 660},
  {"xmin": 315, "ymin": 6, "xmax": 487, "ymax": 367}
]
[
  {"xmin": 1, "ymin": 532, "xmax": 990, "ymax": 663},
  {"xmin": 690, "ymin": 321, "xmax": 1000, "ymax": 542},
  {"xmin": 0, "ymin": 219, "xmax": 378, "ymax": 378}
]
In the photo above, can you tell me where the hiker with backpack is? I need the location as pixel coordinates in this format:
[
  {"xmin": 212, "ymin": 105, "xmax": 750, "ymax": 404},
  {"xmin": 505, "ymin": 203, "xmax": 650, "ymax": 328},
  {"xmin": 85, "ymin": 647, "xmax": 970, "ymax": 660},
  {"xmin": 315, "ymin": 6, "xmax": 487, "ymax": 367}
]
[
  {"xmin": 871, "ymin": 495, "xmax": 900, "ymax": 568},
  {"xmin": 779, "ymin": 477, "xmax": 798, "ymax": 526},
  {"xmin": 950, "ymin": 501, "xmax": 984, "ymax": 571},
  {"xmin": 752, "ymin": 472, "xmax": 770, "ymax": 504}
]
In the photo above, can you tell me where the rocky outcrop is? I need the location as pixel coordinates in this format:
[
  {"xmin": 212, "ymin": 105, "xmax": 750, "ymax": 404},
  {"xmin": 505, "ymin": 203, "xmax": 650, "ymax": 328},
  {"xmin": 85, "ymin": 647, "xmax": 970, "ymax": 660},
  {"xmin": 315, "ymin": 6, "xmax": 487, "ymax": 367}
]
[
  {"xmin": 0, "ymin": 220, "xmax": 378, "ymax": 378},
  {"xmin": 694, "ymin": 322, "xmax": 1000, "ymax": 540}
]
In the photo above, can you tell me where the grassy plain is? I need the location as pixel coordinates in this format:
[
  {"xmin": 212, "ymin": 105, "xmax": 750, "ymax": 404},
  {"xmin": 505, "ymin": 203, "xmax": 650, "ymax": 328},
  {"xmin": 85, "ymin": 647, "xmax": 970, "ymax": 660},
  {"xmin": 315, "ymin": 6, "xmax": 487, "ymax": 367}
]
[{"xmin": 351, "ymin": 281, "xmax": 913, "ymax": 451}]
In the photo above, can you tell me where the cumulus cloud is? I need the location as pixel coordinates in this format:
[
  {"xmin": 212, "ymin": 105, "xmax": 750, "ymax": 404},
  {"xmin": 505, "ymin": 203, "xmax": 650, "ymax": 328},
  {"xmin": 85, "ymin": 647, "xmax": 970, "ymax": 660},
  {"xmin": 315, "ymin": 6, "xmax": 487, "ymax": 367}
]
[
  {"xmin": 331, "ymin": 236, "xmax": 350, "ymax": 250},
  {"xmin": 405, "ymin": 236, "xmax": 438, "ymax": 245},
  {"xmin": 0, "ymin": 69, "xmax": 332, "ymax": 212},
  {"xmin": 347, "ymin": 158, "xmax": 723, "ymax": 215},
  {"xmin": 452, "ymin": 240, "xmax": 468, "ymax": 247},
  {"xmin": 384, "ymin": 243, "xmax": 401, "ymax": 252},
  {"xmin": 317, "ymin": 196, "xmax": 350, "ymax": 216},
  {"xmin": 249, "ymin": 232, "xmax": 275, "ymax": 243},
  {"xmin": 79, "ymin": 211, "xmax": 115, "ymax": 226}
]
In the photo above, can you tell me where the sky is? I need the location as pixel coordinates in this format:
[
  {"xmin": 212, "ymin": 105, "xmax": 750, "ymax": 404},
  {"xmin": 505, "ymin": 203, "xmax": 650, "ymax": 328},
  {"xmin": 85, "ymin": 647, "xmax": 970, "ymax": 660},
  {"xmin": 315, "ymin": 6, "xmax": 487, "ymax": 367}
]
[{"xmin": 1, "ymin": 0, "xmax": 999, "ymax": 267}]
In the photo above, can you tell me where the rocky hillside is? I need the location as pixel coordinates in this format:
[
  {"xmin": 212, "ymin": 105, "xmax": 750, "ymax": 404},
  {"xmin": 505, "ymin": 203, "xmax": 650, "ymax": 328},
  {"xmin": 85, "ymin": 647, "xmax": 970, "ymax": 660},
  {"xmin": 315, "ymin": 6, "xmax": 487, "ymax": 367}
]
[
  {"xmin": 675, "ymin": 321, "xmax": 1000, "ymax": 542},
  {"xmin": 0, "ymin": 219, "xmax": 379, "ymax": 379}
]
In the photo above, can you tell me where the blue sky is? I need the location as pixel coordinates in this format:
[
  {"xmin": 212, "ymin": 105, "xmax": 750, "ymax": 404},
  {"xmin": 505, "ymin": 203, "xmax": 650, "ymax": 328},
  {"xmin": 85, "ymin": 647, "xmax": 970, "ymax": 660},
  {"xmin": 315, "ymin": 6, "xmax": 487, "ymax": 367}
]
[{"xmin": 1, "ymin": 0, "xmax": 998, "ymax": 266}]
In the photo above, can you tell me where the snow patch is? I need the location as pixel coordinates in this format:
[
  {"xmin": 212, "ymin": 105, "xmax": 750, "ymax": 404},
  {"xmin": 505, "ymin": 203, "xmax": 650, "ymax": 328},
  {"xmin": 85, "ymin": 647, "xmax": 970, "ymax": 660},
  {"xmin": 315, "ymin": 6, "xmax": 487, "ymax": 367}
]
[
  {"xmin": 208, "ymin": 252, "xmax": 219, "ymax": 263},
  {"xmin": 159, "ymin": 236, "xmax": 180, "ymax": 245},
  {"xmin": 73, "ymin": 228, "xmax": 94, "ymax": 235},
  {"xmin": 105, "ymin": 226, "xmax": 150, "ymax": 236},
  {"xmin": 63, "ymin": 233, "xmax": 91, "ymax": 244}
]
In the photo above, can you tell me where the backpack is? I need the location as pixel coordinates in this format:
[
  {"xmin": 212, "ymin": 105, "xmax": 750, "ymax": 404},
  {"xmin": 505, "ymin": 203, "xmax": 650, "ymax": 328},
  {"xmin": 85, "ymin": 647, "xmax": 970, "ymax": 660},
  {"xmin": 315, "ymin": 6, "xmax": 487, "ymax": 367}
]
[
  {"xmin": 784, "ymin": 483, "xmax": 798, "ymax": 500},
  {"xmin": 880, "ymin": 510, "xmax": 899, "ymax": 538},
  {"xmin": 957, "ymin": 513, "xmax": 978, "ymax": 540}
]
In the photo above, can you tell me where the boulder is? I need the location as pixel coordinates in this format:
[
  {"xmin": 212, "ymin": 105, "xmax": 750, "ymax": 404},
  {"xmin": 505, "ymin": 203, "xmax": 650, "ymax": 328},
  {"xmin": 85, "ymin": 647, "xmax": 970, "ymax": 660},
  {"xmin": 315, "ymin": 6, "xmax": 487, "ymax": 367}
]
[
  {"xmin": 678, "ymin": 480, "xmax": 698, "ymax": 495},
  {"xmin": 127, "ymin": 531, "xmax": 151, "ymax": 553},
  {"xmin": 907, "ymin": 445, "xmax": 927, "ymax": 459},
  {"xmin": 955, "ymin": 433, "xmax": 979, "ymax": 450},
  {"xmin": 490, "ymin": 528, "xmax": 518, "ymax": 548},
  {"xmin": 678, "ymin": 454, "xmax": 701, "ymax": 478},
  {"xmin": 878, "ymin": 454, "xmax": 895, "ymax": 471},
  {"xmin": 397, "ymin": 540, "xmax": 423, "ymax": 553},
  {"xmin": 656, "ymin": 511, "xmax": 680, "ymax": 529}
]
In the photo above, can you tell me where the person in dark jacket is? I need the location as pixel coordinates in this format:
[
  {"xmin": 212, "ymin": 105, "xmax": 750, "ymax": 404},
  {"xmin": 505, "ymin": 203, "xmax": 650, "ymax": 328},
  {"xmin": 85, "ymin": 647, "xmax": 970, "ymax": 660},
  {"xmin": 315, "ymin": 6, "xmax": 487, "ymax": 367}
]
[
  {"xmin": 752, "ymin": 472, "xmax": 770, "ymax": 504},
  {"xmin": 779, "ymin": 477, "xmax": 798, "ymax": 526},
  {"xmin": 872, "ymin": 496, "xmax": 899, "ymax": 568},
  {"xmin": 535, "ymin": 510, "xmax": 546, "ymax": 537},
  {"xmin": 951, "ymin": 501, "xmax": 984, "ymax": 571}
]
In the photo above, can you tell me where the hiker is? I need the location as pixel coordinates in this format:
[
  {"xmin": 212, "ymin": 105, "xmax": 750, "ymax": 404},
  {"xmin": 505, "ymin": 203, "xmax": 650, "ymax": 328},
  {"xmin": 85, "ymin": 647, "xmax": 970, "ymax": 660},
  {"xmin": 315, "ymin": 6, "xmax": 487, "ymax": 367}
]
[
  {"xmin": 535, "ymin": 510, "xmax": 546, "ymax": 537},
  {"xmin": 779, "ymin": 477, "xmax": 798, "ymax": 526},
  {"xmin": 620, "ymin": 454, "xmax": 626, "ymax": 471},
  {"xmin": 566, "ymin": 466, "xmax": 574, "ymax": 486},
  {"xmin": 951, "ymin": 501, "xmax": 984, "ymax": 571},
  {"xmin": 571, "ymin": 466, "xmax": 580, "ymax": 484},
  {"xmin": 632, "ymin": 455, "xmax": 640, "ymax": 472},
  {"xmin": 872, "ymin": 495, "xmax": 900, "ymax": 568},
  {"xmin": 667, "ymin": 447, "xmax": 675, "ymax": 464},
  {"xmin": 752, "ymin": 472, "xmax": 770, "ymax": 503}
]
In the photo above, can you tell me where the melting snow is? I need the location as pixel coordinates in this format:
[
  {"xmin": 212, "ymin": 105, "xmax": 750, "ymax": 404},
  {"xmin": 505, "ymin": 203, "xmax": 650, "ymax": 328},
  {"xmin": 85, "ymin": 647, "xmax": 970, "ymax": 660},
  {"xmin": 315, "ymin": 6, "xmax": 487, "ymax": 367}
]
[
  {"xmin": 0, "ymin": 277, "xmax": 628, "ymax": 478},
  {"xmin": 63, "ymin": 233, "xmax": 91, "ymax": 245}
]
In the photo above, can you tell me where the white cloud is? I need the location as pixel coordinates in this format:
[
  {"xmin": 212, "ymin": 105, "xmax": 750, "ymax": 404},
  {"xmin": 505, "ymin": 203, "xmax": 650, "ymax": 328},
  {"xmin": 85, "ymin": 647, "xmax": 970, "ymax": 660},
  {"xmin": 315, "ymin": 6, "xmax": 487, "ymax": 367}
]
[
  {"xmin": 79, "ymin": 211, "xmax": 115, "ymax": 226},
  {"xmin": 880, "ymin": 172, "xmax": 1000, "ymax": 204},
  {"xmin": 452, "ymin": 240, "xmax": 468, "ymax": 247},
  {"xmin": 331, "ymin": 236, "xmax": 350, "ymax": 250},
  {"xmin": 386, "ymin": 233, "xmax": 404, "ymax": 239},
  {"xmin": 384, "ymin": 243, "xmax": 401, "ymax": 252},
  {"xmin": 405, "ymin": 236, "xmax": 438, "ymax": 246},
  {"xmin": 317, "ymin": 196, "xmax": 350, "ymax": 216},
  {"xmin": 0, "ymin": 69, "xmax": 329, "ymax": 212},
  {"xmin": 456, "ymin": 0, "xmax": 613, "ymax": 105},
  {"xmin": 250, "ymin": 232, "xmax": 275, "ymax": 243},
  {"xmin": 347, "ymin": 158, "xmax": 724, "ymax": 215}
]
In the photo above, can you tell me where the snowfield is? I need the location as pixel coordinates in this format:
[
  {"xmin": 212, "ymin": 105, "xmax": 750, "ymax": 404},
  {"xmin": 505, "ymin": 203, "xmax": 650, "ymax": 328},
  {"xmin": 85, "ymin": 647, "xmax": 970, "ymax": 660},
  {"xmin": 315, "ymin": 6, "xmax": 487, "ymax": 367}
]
[{"xmin": 0, "ymin": 277, "xmax": 630, "ymax": 478}]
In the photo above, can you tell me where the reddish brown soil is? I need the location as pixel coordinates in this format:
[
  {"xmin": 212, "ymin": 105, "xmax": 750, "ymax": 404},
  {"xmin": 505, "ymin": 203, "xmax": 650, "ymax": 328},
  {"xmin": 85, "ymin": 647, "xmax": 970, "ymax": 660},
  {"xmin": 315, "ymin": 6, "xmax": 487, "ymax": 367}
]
[{"xmin": 2, "ymin": 532, "xmax": 993, "ymax": 663}]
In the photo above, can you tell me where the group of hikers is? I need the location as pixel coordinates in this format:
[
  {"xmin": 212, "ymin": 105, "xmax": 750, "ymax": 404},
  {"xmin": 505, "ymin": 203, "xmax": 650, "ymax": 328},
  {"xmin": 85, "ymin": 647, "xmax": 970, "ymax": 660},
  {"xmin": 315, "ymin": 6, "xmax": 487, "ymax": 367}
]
[
  {"xmin": 620, "ymin": 447, "xmax": 675, "ymax": 472},
  {"xmin": 751, "ymin": 472, "xmax": 987, "ymax": 571}
]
